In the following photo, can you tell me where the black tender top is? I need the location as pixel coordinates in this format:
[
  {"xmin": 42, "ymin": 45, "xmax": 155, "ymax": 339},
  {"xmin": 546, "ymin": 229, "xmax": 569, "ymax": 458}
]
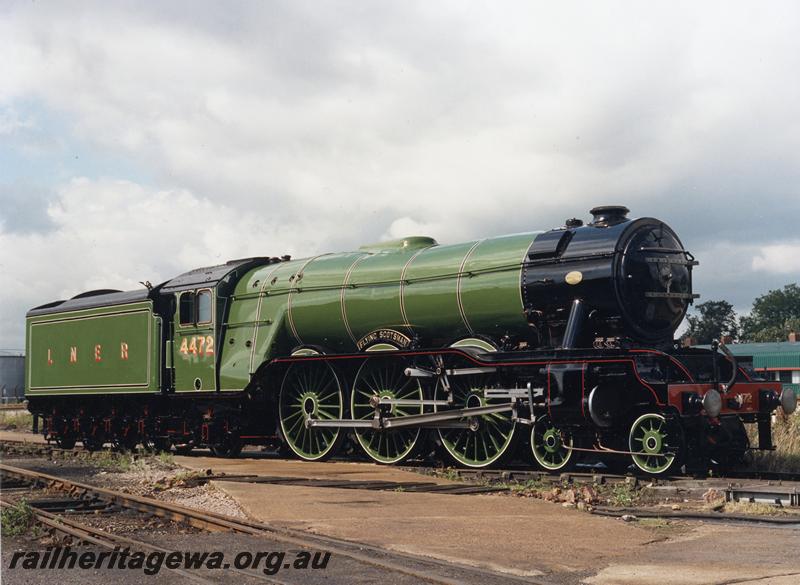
[
  {"xmin": 159, "ymin": 257, "xmax": 271, "ymax": 294},
  {"xmin": 27, "ymin": 289, "xmax": 152, "ymax": 317},
  {"xmin": 28, "ymin": 257, "xmax": 273, "ymax": 317}
]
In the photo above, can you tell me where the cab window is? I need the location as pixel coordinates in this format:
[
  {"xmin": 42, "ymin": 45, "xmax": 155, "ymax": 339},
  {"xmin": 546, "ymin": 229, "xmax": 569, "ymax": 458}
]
[
  {"xmin": 197, "ymin": 290, "xmax": 213, "ymax": 324},
  {"xmin": 179, "ymin": 292, "xmax": 195, "ymax": 326}
]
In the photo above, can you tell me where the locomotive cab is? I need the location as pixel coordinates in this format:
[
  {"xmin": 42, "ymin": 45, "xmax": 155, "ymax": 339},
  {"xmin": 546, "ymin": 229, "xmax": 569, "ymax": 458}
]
[{"xmin": 159, "ymin": 257, "xmax": 271, "ymax": 393}]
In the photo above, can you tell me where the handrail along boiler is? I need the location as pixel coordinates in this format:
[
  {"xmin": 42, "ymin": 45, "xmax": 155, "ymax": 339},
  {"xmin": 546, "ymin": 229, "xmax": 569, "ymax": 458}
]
[{"xmin": 24, "ymin": 206, "xmax": 796, "ymax": 473}]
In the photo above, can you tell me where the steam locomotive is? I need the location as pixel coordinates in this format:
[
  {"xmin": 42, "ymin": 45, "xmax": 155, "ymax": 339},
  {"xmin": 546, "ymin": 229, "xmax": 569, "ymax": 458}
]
[{"xmin": 25, "ymin": 205, "xmax": 796, "ymax": 474}]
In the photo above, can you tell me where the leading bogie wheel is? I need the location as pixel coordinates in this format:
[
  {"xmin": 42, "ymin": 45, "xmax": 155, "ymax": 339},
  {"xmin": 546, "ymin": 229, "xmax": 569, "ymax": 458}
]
[
  {"xmin": 351, "ymin": 356, "xmax": 424, "ymax": 464},
  {"xmin": 279, "ymin": 361, "xmax": 345, "ymax": 461},
  {"xmin": 530, "ymin": 416, "xmax": 575, "ymax": 472},
  {"xmin": 628, "ymin": 412, "xmax": 683, "ymax": 476}
]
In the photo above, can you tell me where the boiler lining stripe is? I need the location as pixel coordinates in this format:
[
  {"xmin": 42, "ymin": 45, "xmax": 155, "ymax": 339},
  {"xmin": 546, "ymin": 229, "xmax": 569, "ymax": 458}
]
[
  {"xmin": 399, "ymin": 247, "xmax": 429, "ymax": 330},
  {"xmin": 340, "ymin": 254, "xmax": 369, "ymax": 344},
  {"xmin": 287, "ymin": 255, "xmax": 329, "ymax": 345},
  {"xmin": 247, "ymin": 263, "xmax": 285, "ymax": 375},
  {"xmin": 456, "ymin": 239, "xmax": 484, "ymax": 334}
]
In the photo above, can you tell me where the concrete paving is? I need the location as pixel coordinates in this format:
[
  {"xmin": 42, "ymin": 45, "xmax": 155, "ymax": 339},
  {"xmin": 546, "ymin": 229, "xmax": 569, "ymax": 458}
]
[
  {"xmin": 0, "ymin": 429, "xmax": 44, "ymax": 444},
  {"xmin": 175, "ymin": 454, "xmax": 800, "ymax": 584}
]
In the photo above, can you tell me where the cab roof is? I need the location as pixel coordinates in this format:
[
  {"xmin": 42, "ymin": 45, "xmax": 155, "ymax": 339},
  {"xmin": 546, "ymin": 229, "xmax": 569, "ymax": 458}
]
[{"xmin": 159, "ymin": 257, "xmax": 272, "ymax": 294}]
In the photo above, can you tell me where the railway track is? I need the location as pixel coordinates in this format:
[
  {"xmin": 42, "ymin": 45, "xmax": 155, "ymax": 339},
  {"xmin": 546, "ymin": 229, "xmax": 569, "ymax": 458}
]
[
  {"xmin": 0, "ymin": 462, "xmax": 549, "ymax": 585},
  {"xmin": 4, "ymin": 437, "xmax": 800, "ymax": 484},
  {"xmin": 0, "ymin": 496, "xmax": 217, "ymax": 584},
  {"xmin": 408, "ymin": 463, "xmax": 800, "ymax": 485}
]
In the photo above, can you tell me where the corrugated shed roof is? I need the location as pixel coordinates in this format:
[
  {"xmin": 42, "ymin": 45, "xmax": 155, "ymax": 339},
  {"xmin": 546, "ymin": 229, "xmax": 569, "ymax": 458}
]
[{"xmin": 719, "ymin": 342, "xmax": 800, "ymax": 369}]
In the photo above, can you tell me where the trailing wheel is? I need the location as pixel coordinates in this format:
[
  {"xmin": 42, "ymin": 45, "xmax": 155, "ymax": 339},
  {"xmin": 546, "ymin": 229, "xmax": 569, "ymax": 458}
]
[
  {"xmin": 628, "ymin": 412, "xmax": 683, "ymax": 476},
  {"xmin": 279, "ymin": 361, "xmax": 344, "ymax": 461},
  {"xmin": 434, "ymin": 353, "xmax": 517, "ymax": 468},
  {"xmin": 530, "ymin": 416, "xmax": 574, "ymax": 472},
  {"xmin": 351, "ymin": 357, "xmax": 424, "ymax": 464}
]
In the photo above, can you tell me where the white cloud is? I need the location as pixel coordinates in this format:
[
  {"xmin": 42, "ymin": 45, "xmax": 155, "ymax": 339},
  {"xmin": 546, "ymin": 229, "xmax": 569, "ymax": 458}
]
[
  {"xmin": 752, "ymin": 243, "xmax": 800, "ymax": 274},
  {"xmin": 0, "ymin": 177, "xmax": 332, "ymax": 348},
  {"xmin": 1, "ymin": 1, "xmax": 800, "ymax": 347}
]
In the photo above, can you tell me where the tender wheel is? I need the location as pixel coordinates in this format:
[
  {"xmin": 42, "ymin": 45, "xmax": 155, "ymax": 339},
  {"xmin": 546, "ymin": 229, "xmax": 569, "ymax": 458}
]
[
  {"xmin": 628, "ymin": 412, "xmax": 683, "ymax": 475},
  {"xmin": 351, "ymin": 357, "xmax": 424, "ymax": 464},
  {"xmin": 82, "ymin": 431, "xmax": 105, "ymax": 452},
  {"xmin": 142, "ymin": 437, "xmax": 172, "ymax": 453},
  {"xmin": 210, "ymin": 428, "xmax": 243, "ymax": 458},
  {"xmin": 210, "ymin": 441, "xmax": 243, "ymax": 458},
  {"xmin": 55, "ymin": 434, "xmax": 77, "ymax": 450},
  {"xmin": 530, "ymin": 416, "xmax": 574, "ymax": 472},
  {"xmin": 112, "ymin": 429, "xmax": 140, "ymax": 451},
  {"xmin": 279, "ymin": 361, "xmax": 344, "ymax": 461},
  {"xmin": 174, "ymin": 443, "xmax": 194, "ymax": 456},
  {"xmin": 434, "ymin": 356, "xmax": 517, "ymax": 468}
]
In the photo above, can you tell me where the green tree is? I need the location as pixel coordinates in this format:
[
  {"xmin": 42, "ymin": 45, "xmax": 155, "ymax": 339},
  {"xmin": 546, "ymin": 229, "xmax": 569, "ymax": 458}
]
[
  {"xmin": 684, "ymin": 300, "xmax": 739, "ymax": 344},
  {"xmin": 740, "ymin": 283, "xmax": 800, "ymax": 342}
]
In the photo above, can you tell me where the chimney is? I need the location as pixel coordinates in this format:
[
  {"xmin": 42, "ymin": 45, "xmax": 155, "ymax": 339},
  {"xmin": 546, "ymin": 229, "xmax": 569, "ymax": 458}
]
[
  {"xmin": 681, "ymin": 336, "xmax": 697, "ymax": 348},
  {"xmin": 721, "ymin": 335, "xmax": 733, "ymax": 345},
  {"xmin": 790, "ymin": 331, "xmax": 798, "ymax": 343},
  {"xmin": 589, "ymin": 205, "xmax": 630, "ymax": 227}
]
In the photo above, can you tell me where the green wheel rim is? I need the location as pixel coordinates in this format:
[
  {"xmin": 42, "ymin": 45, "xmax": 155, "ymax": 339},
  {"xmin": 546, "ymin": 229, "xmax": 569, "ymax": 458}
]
[
  {"xmin": 531, "ymin": 417, "xmax": 573, "ymax": 471},
  {"xmin": 351, "ymin": 358, "xmax": 423, "ymax": 464},
  {"xmin": 435, "ymin": 358, "xmax": 515, "ymax": 468},
  {"xmin": 629, "ymin": 413, "xmax": 676, "ymax": 474},
  {"xmin": 279, "ymin": 362, "xmax": 344, "ymax": 461}
]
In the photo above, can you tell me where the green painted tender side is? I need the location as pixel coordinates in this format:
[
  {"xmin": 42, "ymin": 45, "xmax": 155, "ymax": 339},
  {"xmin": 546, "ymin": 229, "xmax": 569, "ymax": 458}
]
[
  {"xmin": 218, "ymin": 232, "xmax": 539, "ymax": 390},
  {"xmin": 25, "ymin": 301, "xmax": 161, "ymax": 396}
]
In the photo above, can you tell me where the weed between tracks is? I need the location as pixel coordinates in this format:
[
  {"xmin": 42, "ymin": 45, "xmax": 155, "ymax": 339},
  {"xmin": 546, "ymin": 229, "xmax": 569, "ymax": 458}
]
[
  {"xmin": 1, "ymin": 500, "xmax": 37, "ymax": 538},
  {"xmin": 88, "ymin": 449, "xmax": 177, "ymax": 473}
]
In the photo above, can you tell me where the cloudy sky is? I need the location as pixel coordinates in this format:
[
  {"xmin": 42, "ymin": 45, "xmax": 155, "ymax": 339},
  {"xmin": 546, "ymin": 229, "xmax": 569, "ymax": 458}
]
[{"xmin": 1, "ymin": 1, "xmax": 799, "ymax": 349}]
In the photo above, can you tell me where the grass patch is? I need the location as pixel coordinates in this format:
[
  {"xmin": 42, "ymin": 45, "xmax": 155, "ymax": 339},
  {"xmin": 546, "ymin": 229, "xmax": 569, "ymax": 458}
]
[
  {"xmin": 747, "ymin": 412, "xmax": 800, "ymax": 472},
  {"xmin": 1, "ymin": 500, "xmax": 35, "ymax": 537},
  {"xmin": 504, "ymin": 478, "xmax": 550, "ymax": 495},
  {"xmin": 723, "ymin": 501, "xmax": 790, "ymax": 516},
  {"xmin": 0, "ymin": 410, "xmax": 33, "ymax": 431},
  {"xmin": 637, "ymin": 517, "xmax": 670, "ymax": 529},
  {"xmin": 156, "ymin": 451, "xmax": 175, "ymax": 467},
  {"xmin": 91, "ymin": 450, "xmax": 136, "ymax": 472},
  {"xmin": 437, "ymin": 468, "xmax": 461, "ymax": 482},
  {"xmin": 91, "ymin": 449, "xmax": 175, "ymax": 473},
  {"xmin": 607, "ymin": 482, "xmax": 638, "ymax": 507}
]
